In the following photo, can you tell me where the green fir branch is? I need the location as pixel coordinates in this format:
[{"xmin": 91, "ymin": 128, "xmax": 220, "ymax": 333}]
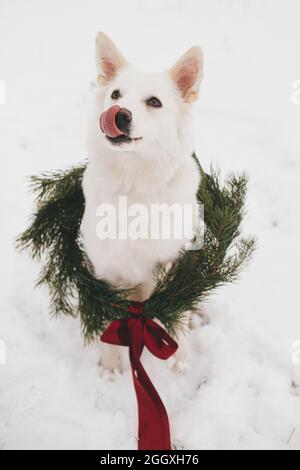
[{"xmin": 17, "ymin": 156, "xmax": 256, "ymax": 342}]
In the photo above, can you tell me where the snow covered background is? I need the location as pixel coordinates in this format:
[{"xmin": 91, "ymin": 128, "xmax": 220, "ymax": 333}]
[{"xmin": 1, "ymin": 0, "xmax": 300, "ymax": 450}]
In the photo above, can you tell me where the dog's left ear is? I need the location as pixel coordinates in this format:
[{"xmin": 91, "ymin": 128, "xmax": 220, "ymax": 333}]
[
  {"xmin": 95, "ymin": 32, "xmax": 128, "ymax": 86},
  {"xmin": 169, "ymin": 46, "xmax": 204, "ymax": 103}
]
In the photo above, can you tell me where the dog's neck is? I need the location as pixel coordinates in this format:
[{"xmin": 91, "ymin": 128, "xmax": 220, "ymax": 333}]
[{"xmin": 89, "ymin": 145, "xmax": 191, "ymax": 196}]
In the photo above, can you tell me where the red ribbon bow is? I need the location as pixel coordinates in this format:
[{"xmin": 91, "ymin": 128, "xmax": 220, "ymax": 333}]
[{"xmin": 101, "ymin": 302, "xmax": 178, "ymax": 450}]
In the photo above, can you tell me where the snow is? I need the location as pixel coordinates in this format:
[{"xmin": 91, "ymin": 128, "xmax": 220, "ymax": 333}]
[{"xmin": 0, "ymin": 0, "xmax": 300, "ymax": 450}]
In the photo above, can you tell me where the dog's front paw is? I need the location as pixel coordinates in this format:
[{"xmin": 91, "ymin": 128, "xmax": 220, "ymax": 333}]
[
  {"xmin": 98, "ymin": 363, "xmax": 123, "ymax": 381},
  {"xmin": 169, "ymin": 353, "xmax": 190, "ymax": 375},
  {"xmin": 98, "ymin": 343, "xmax": 125, "ymax": 379},
  {"xmin": 169, "ymin": 337, "xmax": 191, "ymax": 375}
]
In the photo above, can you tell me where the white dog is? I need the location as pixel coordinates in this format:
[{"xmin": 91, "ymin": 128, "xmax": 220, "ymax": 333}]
[{"xmin": 82, "ymin": 33, "xmax": 204, "ymax": 370}]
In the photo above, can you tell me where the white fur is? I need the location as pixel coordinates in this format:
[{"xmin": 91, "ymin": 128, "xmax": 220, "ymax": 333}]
[{"xmin": 82, "ymin": 33, "xmax": 203, "ymax": 325}]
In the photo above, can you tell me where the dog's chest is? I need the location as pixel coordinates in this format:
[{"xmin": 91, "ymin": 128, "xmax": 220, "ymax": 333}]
[{"xmin": 81, "ymin": 161, "xmax": 199, "ymax": 285}]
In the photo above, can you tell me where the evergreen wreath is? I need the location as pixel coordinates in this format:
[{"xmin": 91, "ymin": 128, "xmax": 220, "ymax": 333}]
[{"xmin": 17, "ymin": 154, "xmax": 255, "ymax": 342}]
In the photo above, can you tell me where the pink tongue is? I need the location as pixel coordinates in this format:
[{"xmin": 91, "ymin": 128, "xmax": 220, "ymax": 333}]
[{"xmin": 99, "ymin": 105, "xmax": 124, "ymax": 138}]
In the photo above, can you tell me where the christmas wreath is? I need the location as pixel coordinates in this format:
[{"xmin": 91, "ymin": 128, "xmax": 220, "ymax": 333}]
[
  {"xmin": 17, "ymin": 154, "xmax": 255, "ymax": 450},
  {"xmin": 17, "ymin": 154, "xmax": 255, "ymax": 341}
]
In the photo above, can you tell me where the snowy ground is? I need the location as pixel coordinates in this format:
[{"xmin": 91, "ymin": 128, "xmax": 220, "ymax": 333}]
[{"xmin": 0, "ymin": 0, "xmax": 300, "ymax": 450}]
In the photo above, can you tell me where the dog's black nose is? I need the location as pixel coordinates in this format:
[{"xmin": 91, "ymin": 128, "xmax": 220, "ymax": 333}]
[{"xmin": 115, "ymin": 108, "xmax": 132, "ymax": 134}]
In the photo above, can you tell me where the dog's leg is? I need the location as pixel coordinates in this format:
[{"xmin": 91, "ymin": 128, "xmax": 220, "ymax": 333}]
[
  {"xmin": 98, "ymin": 277, "xmax": 161, "ymax": 373},
  {"xmin": 137, "ymin": 280, "xmax": 155, "ymax": 302},
  {"xmin": 170, "ymin": 314, "xmax": 193, "ymax": 373},
  {"xmin": 99, "ymin": 343, "xmax": 124, "ymax": 373},
  {"xmin": 127, "ymin": 278, "xmax": 156, "ymax": 302},
  {"xmin": 171, "ymin": 308, "xmax": 208, "ymax": 373},
  {"xmin": 172, "ymin": 329, "xmax": 192, "ymax": 373}
]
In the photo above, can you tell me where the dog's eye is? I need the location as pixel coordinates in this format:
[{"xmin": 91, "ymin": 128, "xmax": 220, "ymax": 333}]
[
  {"xmin": 146, "ymin": 96, "xmax": 162, "ymax": 108},
  {"xmin": 111, "ymin": 89, "xmax": 121, "ymax": 100}
]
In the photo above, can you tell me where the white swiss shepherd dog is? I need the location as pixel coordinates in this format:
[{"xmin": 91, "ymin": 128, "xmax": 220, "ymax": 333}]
[{"xmin": 82, "ymin": 33, "xmax": 204, "ymax": 371}]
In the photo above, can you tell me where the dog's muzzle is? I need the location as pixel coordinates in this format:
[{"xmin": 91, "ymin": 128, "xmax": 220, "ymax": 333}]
[{"xmin": 100, "ymin": 105, "xmax": 132, "ymax": 138}]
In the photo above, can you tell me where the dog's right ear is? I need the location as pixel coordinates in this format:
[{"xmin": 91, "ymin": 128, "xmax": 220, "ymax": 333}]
[
  {"xmin": 169, "ymin": 46, "xmax": 204, "ymax": 103},
  {"xmin": 95, "ymin": 32, "xmax": 127, "ymax": 86}
]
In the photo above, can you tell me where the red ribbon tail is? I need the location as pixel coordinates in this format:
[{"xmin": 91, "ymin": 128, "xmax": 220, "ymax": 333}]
[
  {"xmin": 131, "ymin": 355, "xmax": 171, "ymax": 450},
  {"xmin": 129, "ymin": 317, "xmax": 172, "ymax": 450},
  {"xmin": 101, "ymin": 311, "xmax": 178, "ymax": 451}
]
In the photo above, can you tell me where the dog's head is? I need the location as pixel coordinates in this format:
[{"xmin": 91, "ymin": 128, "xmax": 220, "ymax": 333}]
[{"xmin": 94, "ymin": 33, "xmax": 203, "ymax": 160}]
